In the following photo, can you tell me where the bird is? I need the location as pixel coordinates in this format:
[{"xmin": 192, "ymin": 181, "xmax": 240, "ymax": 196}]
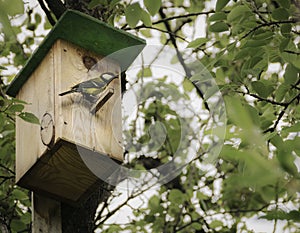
[{"xmin": 59, "ymin": 72, "xmax": 118, "ymax": 99}]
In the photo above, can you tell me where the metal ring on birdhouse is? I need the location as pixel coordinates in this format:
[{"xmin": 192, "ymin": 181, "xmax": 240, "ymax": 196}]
[{"xmin": 40, "ymin": 112, "xmax": 55, "ymax": 147}]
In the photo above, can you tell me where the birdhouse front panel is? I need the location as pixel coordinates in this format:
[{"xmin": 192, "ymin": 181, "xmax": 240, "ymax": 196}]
[{"xmin": 54, "ymin": 39, "xmax": 123, "ymax": 161}]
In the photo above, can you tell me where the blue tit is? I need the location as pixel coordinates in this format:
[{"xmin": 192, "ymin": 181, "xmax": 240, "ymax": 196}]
[{"xmin": 59, "ymin": 72, "xmax": 118, "ymax": 98}]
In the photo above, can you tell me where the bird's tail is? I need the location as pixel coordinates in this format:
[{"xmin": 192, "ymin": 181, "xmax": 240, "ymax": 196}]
[{"xmin": 59, "ymin": 90, "xmax": 74, "ymax": 96}]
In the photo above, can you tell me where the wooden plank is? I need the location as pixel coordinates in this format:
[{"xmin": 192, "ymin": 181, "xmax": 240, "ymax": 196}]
[
  {"xmin": 15, "ymin": 47, "xmax": 54, "ymax": 182},
  {"xmin": 54, "ymin": 40, "xmax": 123, "ymax": 161},
  {"xmin": 18, "ymin": 139, "xmax": 116, "ymax": 203},
  {"xmin": 32, "ymin": 193, "xmax": 61, "ymax": 233}
]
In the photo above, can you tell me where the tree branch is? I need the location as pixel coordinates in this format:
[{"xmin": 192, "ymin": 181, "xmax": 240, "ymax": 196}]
[
  {"xmin": 158, "ymin": 8, "xmax": 209, "ymax": 110},
  {"xmin": 125, "ymin": 26, "xmax": 188, "ymax": 42},
  {"xmin": 0, "ymin": 164, "xmax": 14, "ymax": 175},
  {"xmin": 237, "ymin": 91, "xmax": 288, "ymax": 106},
  {"xmin": 43, "ymin": 0, "xmax": 66, "ymax": 20},
  {"xmin": 241, "ymin": 19, "xmax": 297, "ymax": 40},
  {"xmin": 263, "ymin": 92, "xmax": 300, "ymax": 133},
  {"xmin": 122, "ymin": 11, "xmax": 215, "ymax": 30},
  {"xmin": 37, "ymin": 0, "xmax": 56, "ymax": 25},
  {"xmin": 283, "ymin": 50, "xmax": 300, "ymax": 55}
]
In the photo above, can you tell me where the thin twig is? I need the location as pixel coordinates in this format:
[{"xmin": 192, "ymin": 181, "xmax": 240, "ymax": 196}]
[
  {"xmin": 237, "ymin": 91, "xmax": 288, "ymax": 106},
  {"xmin": 264, "ymin": 92, "xmax": 300, "ymax": 133},
  {"xmin": 283, "ymin": 50, "xmax": 300, "ymax": 55},
  {"xmin": 37, "ymin": 0, "xmax": 56, "ymax": 25},
  {"xmin": 241, "ymin": 19, "xmax": 297, "ymax": 40},
  {"xmin": 122, "ymin": 11, "xmax": 215, "ymax": 30},
  {"xmin": 158, "ymin": 8, "xmax": 209, "ymax": 110}
]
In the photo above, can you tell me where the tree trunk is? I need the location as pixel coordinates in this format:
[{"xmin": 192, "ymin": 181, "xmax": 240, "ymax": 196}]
[{"xmin": 61, "ymin": 184, "xmax": 111, "ymax": 233}]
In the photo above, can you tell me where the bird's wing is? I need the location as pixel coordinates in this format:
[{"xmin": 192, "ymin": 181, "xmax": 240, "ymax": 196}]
[{"xmin": 77, "ymin": 77, "xmax": 106, "ymax": 89}]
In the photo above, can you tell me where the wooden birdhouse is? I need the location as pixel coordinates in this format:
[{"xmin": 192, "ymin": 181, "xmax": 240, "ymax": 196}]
[{"xmin": 6, "ymin": 10, "xmax": 145, "ymax": 204}]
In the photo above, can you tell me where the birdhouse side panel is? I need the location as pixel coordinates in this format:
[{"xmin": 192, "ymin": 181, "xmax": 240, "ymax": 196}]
[
  {"xmin": 53, "ymin": 40, "xmax": 123, "ymax": 161},
  {"xmin": 16, "ymin": 49, "xmax": 55, "ymax": 182}
]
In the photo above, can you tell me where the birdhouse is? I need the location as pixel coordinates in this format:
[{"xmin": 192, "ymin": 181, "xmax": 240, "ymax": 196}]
[{"xmin": 6, "ymin": 10, "xmax": 145, "ymax": 204}]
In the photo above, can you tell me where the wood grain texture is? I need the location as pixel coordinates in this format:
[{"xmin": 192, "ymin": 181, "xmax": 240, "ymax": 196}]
[
  {"xmin": 16, "ymin": 48, "xmax": 54, "ymax": 182},
  {"xmin": 54, "ymin": 40, "xmax": 123, "ymax": 161},
  {"xmin": 19, "ymin": 139, "xmax": 116, "ymax": 203},
  {"xmin": 32, "ymin": 193, "xmax": 61, "ymax": 233},
  {"xmin": 16, "ymin": 39, "xmax": 124, "ymax": 203}
]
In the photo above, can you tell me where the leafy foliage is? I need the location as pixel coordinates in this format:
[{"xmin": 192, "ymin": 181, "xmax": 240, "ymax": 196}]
[{"xmin": 0, "ymin": 0, "xmax": 300, "ymax": 232}]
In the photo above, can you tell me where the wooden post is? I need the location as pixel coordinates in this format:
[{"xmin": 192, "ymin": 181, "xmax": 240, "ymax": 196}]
[{"xmin": 32, "ymin": 193, "xmax": 61, "ymax": 233}]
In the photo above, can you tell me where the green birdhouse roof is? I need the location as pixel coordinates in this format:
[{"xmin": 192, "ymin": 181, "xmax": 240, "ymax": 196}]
[{"xmin": 7, "ymin": 10, "xmax": 146, "ymax": 97}]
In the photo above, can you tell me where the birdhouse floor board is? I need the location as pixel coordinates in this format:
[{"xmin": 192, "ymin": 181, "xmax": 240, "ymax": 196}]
[{"xmin": 17, "ymin": 138, "xmax": 117, "ymax": 204}]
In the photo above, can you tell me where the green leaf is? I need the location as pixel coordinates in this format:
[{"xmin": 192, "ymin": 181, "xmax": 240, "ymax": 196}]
[
  {"xmin": 279, "ymin": 38, "xmax": 290, "ymax": 52},
  {"xmin": 125, "ymin": 3, "xmax": 151, "ymax": 27},
  {"xmin": 191, "ymin": 222, "xmax": 202, "ymax": 230},
  {"xmin": 18, "ymin": 112, "xmax": 40, "ymax": 125},
  {"xmin": 209, "ymin": 22, "xmax": 229, "ymax": 32},
  {"xmin": 276, "ymin": 148, "xmax": 298, "ymax": 175},
  {"xmin": 243, "ymin": 38, "xmax": 272, "ymax": 48},
  {"xmin": 20, "ymin": 212, "xmax": 31, "ymax": 224},
  {"xmin": 144, "ymin": 0, "xmax": 161, "ymax": 16},
  {"xmin": 140, "ymin": 29, "xmax": 152, "ymax": 38},
  {"xmin": 253, "ymin": 31, "xmax": 274, "ymax": 40},
  {"xmin": 7, "ymin": 104, "xmax": 24, "ymax": 113},
  {"xmin": 44, "ymin": 18, "xmax": 52, "ymax": 30},
  {"xmin": 0, "ymin": 8, "xmax": 15, "ymax": 39},
  {"xmin": 35, "ymin": 13, "xmax": 42, "ymax": 25},
  {"xmin": 137, "ymin": 67, "xmax": 152, "ymax": 77},
  {"xmin": 272, "ymin": 8, "xmax": 289, "ymax": 20},
  {"xmin": 187, "ymin": 37, "xmax": 209, "ymax": 48},
  {"xmin": 125, "ymin": 3, "xmax": 142, "ymax": 28},
  {"xmin": 215, "ymin": 0, "xmax": 230, "ymax": 11},
  {"xmin": 1, "ymin": 0, "xmax": 24, "ymax": 16},
  {"xmin": 0, "ymin": 65, "xmax": 7, "ymax": 70},
  {"xmin": 183, "ymin": 78, "xmax": 194, "ymax": 92},
  {"xmin": 275, "ymin": 0, "xmax": 291, "ymax": 9},
  {"xmin": 227, "ymin": 5, "xmax": 251, "ymax": 23},
  {"xmin": 169, "ymin": 189, "xmax": 185, "ymax": 205},
  {"xmin": 208, "ymin": 12, "xmax": 227, "ymax": 22},
  {"xmin": 10, "ymin": 219, "xmax": 26, "ymax": 232},
  {"xmin": 275, "ymin": 84, "xmax": 289, "ymax": 102},
  {"xmin": 252, "ymin": 81, "xmax": 274, "ymax": 98},
  {"xmin": 12, "ymin": 189, "xmax": 28, "ymax": 201},
  {"xmin": 148, "ymin": 195, "xmax": 162, "ymax": 213},
  {"xmin": 261, "ymin": 210, "xmax": 300, "ymax": 221},
  {"xmin": 220, "ymin": 146, "xmax": 281, "ymax": 187},
  {"xmin": 282, "ymin": 122, "xmax": 300, "ymax": 133},
  {"xmin": 88, "ymin": 0, "xmax": 100, "ymax": 9},
  {"xmin": 140, "ymin": 9, "xmax": 152, "ymax": 27},
  {"xmin": 143, "ymin": 67, "xmax": 152, "ymax": 77},
  {"xmin": 196, "ymin": 192, "xmax": 209, "ymax": 200},
  {"xmin": 245, "ymin": 104, "xmax": 260, "ymax": 126},
  {"xmin": 260, "ymin": 210, "xmax": 288, "ymax": 220},
  {"xmin": 284, "ymin": 64, "xmax": 298, "ymax": 85},
  {"xmin": 210, "ymin": 220, "xmax": 223, "ymax": 228},
  {"xmin": 224, "ymin": 96, "xmax": 253, "ymax": 128},
  {"xmin": 281, "ymin": 24, "xmax": 292, "ymax": 37},
  {"xmin": 288, "ymin": 210, "xmax": 300, "ymax": 222}
]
